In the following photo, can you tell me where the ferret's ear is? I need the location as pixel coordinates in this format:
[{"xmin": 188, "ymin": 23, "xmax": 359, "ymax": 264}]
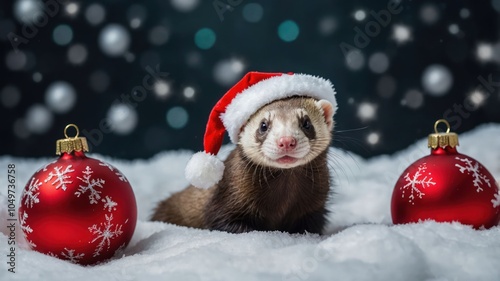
[{"xmin": 315, "ymin": 99, "xmax": 334, "ymax": 131}]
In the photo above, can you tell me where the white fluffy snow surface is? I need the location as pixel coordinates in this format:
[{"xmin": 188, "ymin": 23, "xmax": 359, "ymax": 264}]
[{"xmin": 1, "ymin": 124, "xmax": 500, "ymax": 281}]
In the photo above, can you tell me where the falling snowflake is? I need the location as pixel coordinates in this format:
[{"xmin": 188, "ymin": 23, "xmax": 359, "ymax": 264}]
[
  {"xmin": 88, "ymin": 214, "xmax": 124, "ymax": 257},
  {"xmin": 76, "ymin": 166, "xmax": 105, "ymax": 204},
  {"xmin": 61, "ymin": 248, "xmax": 85, "ymax": 264},
  {"xmin": 22, "ymin": 177, "xmax": 41, "ymax": 208},
  {"xmin": 44, "ymin": 165, "xmax": 75, "ymax": 191},
  {"xmin": 455, "ymin": 157, "xmax": 491, "ymax": 192},
  {"xmin": 400, "ymin": 163, "xmax": 436, "ymax": 204},
  {"xmin": 99, "ymin": 161, "xmax": 128, "ymax": 182},
  {"xmin": 492, "ymin": 189, "xmax": 500, "ymax": 208},
  {"xmin": 102, "ymin": 196, "xmax": 118, "ymax": 212},
  {"xmin": 19, "ymin": 211, "xmax": 36, "ymax": 248}
]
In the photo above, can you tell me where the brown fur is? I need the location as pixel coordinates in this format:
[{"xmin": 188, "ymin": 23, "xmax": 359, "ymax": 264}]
[
  {"xmin": 151, "ymin": 97, "xmax": 333, "ymax": 234},
  {"xmin": 151, "ymin": 186, "xmax": 213, "ymax": 228}
]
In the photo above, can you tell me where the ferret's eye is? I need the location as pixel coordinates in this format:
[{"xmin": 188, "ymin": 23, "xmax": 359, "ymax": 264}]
[
  {"xmin": 302, "ymin": 118, "xmax": 312, "ymax": 130},
  {"xmin": 259, "ymin": 121, "xmax": 268, "ymax": 133}
]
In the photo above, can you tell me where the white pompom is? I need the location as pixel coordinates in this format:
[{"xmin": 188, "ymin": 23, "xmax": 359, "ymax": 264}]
[{"xmin": 185, "ymin": 151, "xmax": 225, "ymax": 189}]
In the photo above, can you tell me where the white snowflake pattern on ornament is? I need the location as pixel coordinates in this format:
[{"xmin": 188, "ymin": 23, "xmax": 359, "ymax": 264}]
[
  {"xmin": 61, "ymin": 248, "xmax": 85, "ymax": 263},
  {"xmin": 492, "ymin": 189, "xmax": 500, "ymax": 208},
  {"xmin": 19, "ymin": 211, "xmax": 36, "ymax": 248},
  {"xmin": 400, "ymin": 163, "xmax": 436, "ymax": 204},
  {"xmin": 455, "ymin": 157, "xmax": 491, "ymax": 192},
  {"xmin": 98, "ymin": 161, "xmax": 128, "ymax": 182},
  {"xmin": 46, "ymin": 252, "xmax": 58, "ymax": 258},
  {"xmin": 22, "ymin": 177, "xmax": 41, "ymax": 208},
  {"xmin": 88, "ymin": 214, "xmax": 124, "ymax": 257},
  {"xmin": 102, "ymin": 196, "xmax": 118, "ymax": 212},
  {"xmin": 44, "ymin": 165, "xmax": 75, "ymax": 191},
  {"xmin": 76, "ymin": 166, "xmax": 105, "ymax": 204}
]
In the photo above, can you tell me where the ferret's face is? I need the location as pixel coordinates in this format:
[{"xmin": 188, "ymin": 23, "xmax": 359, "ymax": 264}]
[{"xmin": 239, "ymin": 97, "xmax": 334, "ymax": 169}]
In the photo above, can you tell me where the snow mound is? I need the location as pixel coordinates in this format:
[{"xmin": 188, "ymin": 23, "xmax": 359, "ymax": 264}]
[{"xmin": 1, "ymin": 124, "xmax": 499, "ymax": 281}]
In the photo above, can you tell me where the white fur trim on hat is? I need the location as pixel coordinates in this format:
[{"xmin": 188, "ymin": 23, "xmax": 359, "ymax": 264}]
[
  {"xmin": 220, "ymin": 73, "xmax": 337, "ymax": 143},
  {"xmin": 185, "ymin": 151, "xmax": 225, "ymax": 189}
]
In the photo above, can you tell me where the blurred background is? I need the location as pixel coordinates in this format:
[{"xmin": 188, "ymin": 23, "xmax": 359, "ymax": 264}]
[{"xmin": 1, "ymin": 0, "xmax": 499, "ymax": 159}]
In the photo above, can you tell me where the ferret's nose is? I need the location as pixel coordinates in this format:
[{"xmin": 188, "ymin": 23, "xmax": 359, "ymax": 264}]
[{"xmin": 278, "ymin": 136, "xmax": 296, "ymax": 150}]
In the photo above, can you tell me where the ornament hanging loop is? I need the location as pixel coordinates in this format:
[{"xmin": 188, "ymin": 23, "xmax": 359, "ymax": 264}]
[
  {"xmin": 56, "ymin": 124, "xmax": 89, "ymax": 155},
  {"xmin": 434, "ymin": 119, "xmax": 451, "ymax": 134},
  {"xmin": 64, "ymin": 124, "xmax": 80, "ymax": 139},
  {"xmin": 428, "ymin": 119, "xmax": 459, "ymax": 149}
]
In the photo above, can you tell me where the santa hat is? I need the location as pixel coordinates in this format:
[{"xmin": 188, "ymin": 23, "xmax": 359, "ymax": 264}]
[{"xmin": 185, "ymin": 71, "xmax": 337, "ymax": 189}]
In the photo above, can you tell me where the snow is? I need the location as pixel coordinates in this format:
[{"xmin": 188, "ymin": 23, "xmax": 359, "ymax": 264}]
[{"xmin": 1, "ymin": 123, "xmax": 500, "ymax": 281}]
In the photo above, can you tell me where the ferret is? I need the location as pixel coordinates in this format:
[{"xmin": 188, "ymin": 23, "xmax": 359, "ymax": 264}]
[{"xmin": 151, "ymin": 96, "xmax": 334, "ymax": 234}]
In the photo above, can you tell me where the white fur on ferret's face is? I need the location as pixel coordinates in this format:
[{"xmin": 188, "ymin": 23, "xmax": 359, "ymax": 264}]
[{"xmin": 238, "ymin": 97, "xmax": 335, "ymax": 169}]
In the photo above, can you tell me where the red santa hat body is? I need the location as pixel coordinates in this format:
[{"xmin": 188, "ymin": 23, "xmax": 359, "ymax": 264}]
[{"xmin": 185, "ymin": 71, "xmax": 337, "ymax": 189}]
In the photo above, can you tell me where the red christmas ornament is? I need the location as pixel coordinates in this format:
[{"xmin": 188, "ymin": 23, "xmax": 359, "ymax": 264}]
[
  {"xmin": 18, "ymin": 124, "xmax": 137, "ymax": 265},
  {"xmin": 391, "ymin": 119, "xmax": 500, "ymax": 229}
]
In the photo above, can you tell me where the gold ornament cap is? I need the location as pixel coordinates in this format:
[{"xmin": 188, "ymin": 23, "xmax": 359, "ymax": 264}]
[
  {"xmin": 56, "ymin": 124, "xmax": 89, "ymax": 155},
  {"xmin": 428, "ymin": 119, "xmax": 459, "ymax": 149}
]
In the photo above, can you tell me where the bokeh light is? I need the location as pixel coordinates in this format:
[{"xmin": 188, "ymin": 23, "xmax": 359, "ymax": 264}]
[
  {"xmin": 357, "ymin": 102, "xmax": 377, "ymax": 122},
  {"xmin": 401, "ymin": 89, "xmax": 424, "ymax": 109},
  {"xmin": 149, "ymin": 25, "xmax": 170, "ymax": 46},
  {"xmin": 99, "ymin": 24, "xmax": 131, "ymax": 57},
  {"xmin": 65, "ymin": 2, "xmax": 79, "ymax": 16},
  {"xmin": 345, "ymin": 50, "xmax": 365, "ymax": 71},
  {"xmin": 85, "ymin": 3, "xmax": 106, "ymax": 26},
  {"xmin": 421, "ymin": 64, "xmax": 453, "ymax": 96},
  {"xmin": 127, "ymin": 4, "xmax": 147, "ymax": 29},
  {"xmin": 32, "ymin": 72, "xmax": 42, "ymax": 83},
  {"xmin": 53, "ymin": 24, "xmax": 73, "ymax": 46},
  {"xmin": 368, "ymin": 52, "xmax": 389, "ymax": 74},
  {"xmin": 1, "ymin": 85, "xmax": 21, "ymax": 108},
  {"xmin": 183, "ymin": 86, "xmax": 196, "ymax": 99},
  {"xmin": 166, "ymin": 106, "xmax": 189, "ymax": 129},
  {"xmin": 25, "ymin": 104, "xmax": 53, "ymax": 134},
  {"xmin": 448, "ymin": 24, "xmax": 459, "ymax": 35},
  {"xmin": 460, "ymin": 8, "xmax": 470, "ymax": 18},
  {"xmin": 419, "ymin": 4, "xmax": 439, "ymax": 25},
  {"xmin": 45, "ymin": 81, "xmax": 77, "ymax": 114},
  {"xmin": 194, "ymin": 28, "xmax": 216, "ymax": 50},
  {"xmin": 278, "ymin": 20, "xmax": 299, "ymax": 42},
  {"xmin": 5, "ymin": 50, "xmax": 27, "ymax": 71},
  {"xmin": 354, "ymin": 10, "xmax": 366, "ymax": 21},
  {"xmin": 67, "ymin": 44, "xmax": 88, "ymax": 65},
  {"xmin": 476, "ymin": 43, "xmax": 493, "ymax": 62},
  {"xmin": 153, "ymin": 80, "xmax": 171, "ymax": 99},
  {"xmin": 318, "ymin": 16, "xmax": 337, "ymax": 36},
  {"xmin": 367, "ymin": 132, "xmax": 380, "ymax": 145},
  {"xmin": 468, "ymin": 90, "xmax": 487, "ymax": 108},
  {"xmin": 170, "ymin": 0, "xmax": 199, "ymax": 12},
  {"xmin": 13, "ymin": 0, "xmax": 43, "ymax": 24},
  {"xmin": 242, "ymin": 3, "xmax": 264, "ymax": 23},
  {"xmin": 107, "ymin": 103, "xmax": 138, "ymax": 135},
  {"xmin": 213, "ymin": 58, "xmax": 245, "ymax": 86},
  {"xmin": 392, "ymin": 24, "xmax": 412, "ymax": 44}
]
